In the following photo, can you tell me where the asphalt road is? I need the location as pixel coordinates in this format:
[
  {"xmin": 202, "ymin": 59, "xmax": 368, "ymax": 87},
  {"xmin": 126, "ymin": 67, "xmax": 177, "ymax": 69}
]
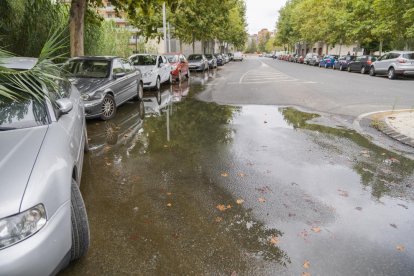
[
  {"xmin": 62, "ymin": 61, "xmax": 414, "ymax": 276},
  {"xmin": 200, "ymin": 56, "xmax": 414, "ymax": 117}
]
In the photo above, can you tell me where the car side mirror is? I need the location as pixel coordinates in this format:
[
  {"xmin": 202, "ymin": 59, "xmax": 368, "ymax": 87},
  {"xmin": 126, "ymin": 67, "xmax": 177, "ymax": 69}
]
[
  {"xmin": 56, "ymin": 98, "xmax": 73, "ymax": 114},
  {"xmin": 114, "ymin": 72, "xmax": 126, "ymax": 79}
]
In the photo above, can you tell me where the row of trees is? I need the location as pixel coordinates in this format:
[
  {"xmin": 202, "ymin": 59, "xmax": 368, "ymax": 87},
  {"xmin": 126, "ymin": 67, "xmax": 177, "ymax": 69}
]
[{"xmin": 274, "ymin": 0, "xmax": 414, "ymax": 53}]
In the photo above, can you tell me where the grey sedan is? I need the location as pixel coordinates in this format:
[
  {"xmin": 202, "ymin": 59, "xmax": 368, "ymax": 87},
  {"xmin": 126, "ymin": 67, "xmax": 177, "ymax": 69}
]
[
  {"xmin": 0, "ymin": 58, "xmax": 89, "ymax": 275},
  {"xmin": 64, "ymin": 56, "xmax": 143, "ymax": 120}
]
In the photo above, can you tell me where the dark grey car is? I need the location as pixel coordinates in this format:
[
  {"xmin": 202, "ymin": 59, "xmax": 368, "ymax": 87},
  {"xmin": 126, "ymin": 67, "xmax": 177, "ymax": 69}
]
[{"xmin": 64, "ymin": 56, "xmax": 143, "ymax": 120}]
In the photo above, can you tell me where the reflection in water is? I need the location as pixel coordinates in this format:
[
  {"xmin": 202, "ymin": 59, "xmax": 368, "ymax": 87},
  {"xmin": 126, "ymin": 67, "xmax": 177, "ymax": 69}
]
[{"xmin": 281, "ymin": 107, "xmax": 414, "ymax": 199}]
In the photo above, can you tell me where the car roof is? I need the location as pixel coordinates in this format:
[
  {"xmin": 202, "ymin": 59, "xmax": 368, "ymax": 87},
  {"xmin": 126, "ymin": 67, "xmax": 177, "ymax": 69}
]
[
  {"xmin": 0, "ymin": 57, "xmax": 38, "ymax": 70},
  {"xmin": 163, "ymin": 52, "xmax": 182, "ymax": 55},
  {"xmin": 71, "ymin": 56, "xmax": 118, "ymax": 61}
]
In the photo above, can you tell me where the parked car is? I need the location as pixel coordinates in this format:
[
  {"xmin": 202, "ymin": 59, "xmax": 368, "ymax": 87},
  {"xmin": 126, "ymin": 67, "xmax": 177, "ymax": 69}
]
[
  {"xmin": 228, "ymin": 53, "xmax": 234, "ymax": 61},
  {"xmin": 233, "ymin": 51, "xmax": 243, "ymax": 61},
  {"xmin": 130, "ymin": 54, "xmax": 172, "ymax": 91},
  {"xmin": 333, "ymin": 55, "xmax": 356, "ymax": 71},
  {"xmin": 297, "ymin": 55, "xmax": 305, "ymax": 64},
  {"xmin": 205, "ymin": 54, "xmax": 218, "ymax": 69},
  {"xmin": 309, "ymin": 54, "xmax": 323, "ymax": 66},
  {"xmin": 0, "ymin": 57, "xmax": 89, "ymax": 275},
  {"xmin": 214, "ymin": 54, "xmax": 224, "ymax": 66},
  {"xmin": 64, "ymin": 56, "xmax": 143, "ymax": 120},
  {"xmin": 304, "ymin": 53, "xmax": 318, "ymax": 65},
  {"xmin": 369, "ymin": 51, "xmax": 414, "ymax": 79},
  {"xmin": 319, "ymin": 55, "xmax": 339, "ymax": 68},
  {"xmin": 187, "ymin": 54, "xmax": 209, "ymax": 71},
  {"xmin": 164, "ymin": 52, "xmax": 190, "ymax": 82},
  {"xmin": 347, "ymin": 55, "xmax": 377, "ymax": 74},
  {"xmin": 222, "ymin": 54, "xmax": 230, "ymax": 63}
]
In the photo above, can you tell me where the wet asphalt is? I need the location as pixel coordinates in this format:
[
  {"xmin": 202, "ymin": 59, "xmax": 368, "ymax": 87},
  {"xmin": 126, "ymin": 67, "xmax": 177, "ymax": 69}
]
[{"xmin": 62, "ymin": 58, "xmax": 414, "ymax": 276}]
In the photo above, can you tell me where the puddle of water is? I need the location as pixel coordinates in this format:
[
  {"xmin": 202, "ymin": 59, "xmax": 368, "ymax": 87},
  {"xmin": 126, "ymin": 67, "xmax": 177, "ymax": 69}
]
[{"xmin": 62, "ymin": 81, "xmax": 414, "ymax": 275}]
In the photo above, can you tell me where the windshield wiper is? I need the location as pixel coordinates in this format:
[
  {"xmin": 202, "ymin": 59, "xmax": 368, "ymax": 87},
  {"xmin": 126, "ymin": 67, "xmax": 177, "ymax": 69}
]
[{"xmin": 0, "ymin": 127, "xmax": 17, "ymax": 131}]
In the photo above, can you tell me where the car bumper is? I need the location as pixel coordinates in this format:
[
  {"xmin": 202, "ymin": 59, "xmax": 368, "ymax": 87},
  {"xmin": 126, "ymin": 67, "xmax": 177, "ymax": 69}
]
[
  {"xmin": 396, "ymin": 66, "xmax": 414, "ymax": 76},
  {"xmin": 83, "ymin": 99, "xmax": 103, "ymax": 119},
  {"xmin": 189, "ymin": 65, "xmax": 203, "ymax": 70},
  {"xmin": 142, "ymin": 75, "xmax": 157, "ymax": 89},
  {"xmin": 0, "ymin": 202, "xmax": 72, "ymax": 276}
]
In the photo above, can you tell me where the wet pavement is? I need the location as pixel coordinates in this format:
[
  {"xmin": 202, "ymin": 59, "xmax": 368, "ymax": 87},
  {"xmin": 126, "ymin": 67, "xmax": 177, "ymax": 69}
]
[{"xmin": 62, "ymin": 68, "xmax": 414, "ymax": 275}]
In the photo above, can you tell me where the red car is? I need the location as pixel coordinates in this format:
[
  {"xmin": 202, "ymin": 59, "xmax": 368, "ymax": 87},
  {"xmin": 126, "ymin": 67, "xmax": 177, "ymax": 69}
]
[{"xmin": 164, "ymin": 52, "xmax": 190, "ymax": 82}]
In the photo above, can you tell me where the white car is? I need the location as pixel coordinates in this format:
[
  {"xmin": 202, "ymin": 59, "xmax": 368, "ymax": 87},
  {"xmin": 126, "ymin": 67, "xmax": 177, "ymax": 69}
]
[
  {"xmin": 129, "ymin": 54, "xmax": 172, "ymax": 90},
  {"xmin": 233, "ymin": 51, "xmax": 243, "ymax": 61}
]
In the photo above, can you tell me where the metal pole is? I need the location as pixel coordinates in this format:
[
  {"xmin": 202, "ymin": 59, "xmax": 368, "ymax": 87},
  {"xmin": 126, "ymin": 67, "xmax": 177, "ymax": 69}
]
[
  {"xmin": 163, "ymin": 2, "xmax": 167, "ymax": 53},
  {"xmin": 168, "ymin": 22, "xmax": 171, "ymax": 52}
]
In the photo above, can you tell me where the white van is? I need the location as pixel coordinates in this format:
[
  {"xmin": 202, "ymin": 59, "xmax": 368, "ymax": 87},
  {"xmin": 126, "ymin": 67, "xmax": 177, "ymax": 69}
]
[{"xmin": 233, "ymin": 51, "xmax": 243, "ymax": 61}]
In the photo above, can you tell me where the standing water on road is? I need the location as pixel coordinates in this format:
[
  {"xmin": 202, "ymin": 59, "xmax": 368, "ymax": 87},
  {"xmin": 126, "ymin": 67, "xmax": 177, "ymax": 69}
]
[{"xmin": 62, "ymin": 76, "xmax": 414, "ymax": 276}]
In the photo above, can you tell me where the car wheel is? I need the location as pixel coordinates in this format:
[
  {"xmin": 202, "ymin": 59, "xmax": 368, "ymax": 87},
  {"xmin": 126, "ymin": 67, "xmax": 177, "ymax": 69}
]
[
  {"xmin": 369, "ymin": 66, "xmax": 376, "ymax": 76},
  {"xmin": 339, "ymin": 65, "xmax": 343, "ymax": 71},
  {"xmin": 360, "ymin": 66, "xmax": 366, "ymax": 74},
  {"xmin": 347, "ymin": 66, "xmax": 351, "ymax": 72},
  {"xmin": 332, "ymin": 65, "xmax": 335, "ymax": 70},
  {"xmin": 168, "ymin": 73, "xmax": 173, "ymax": 84},
  {"xmin": 136, "ymin": 82, "xmax": 144, "ymax": 101},
  {"xmin": 100, "ymin": 94, "xmax": 116, "ymax": 120},
  {"xmin": 324, "ymin": 64, "xmax": 328, "ymax": 68},
  {"xmin": 155, "ymin": 89, "xmax": 161, "ymax": 105},
  {"xmin": 388, "ymin": 67, "xmax": 396, "ymax": 80},
  {"xmin": 70, "ymin": 178, "xmax": 90, "ymax": 261},
  {"xmin": 155, "ymin": 76, "xmax": 161, "ymax": 90}
]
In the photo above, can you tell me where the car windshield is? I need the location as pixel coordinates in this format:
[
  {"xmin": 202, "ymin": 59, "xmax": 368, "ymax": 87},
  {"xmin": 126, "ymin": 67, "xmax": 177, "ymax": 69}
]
[
  {"xmin": 0, "ymin": 96, "xmax": 49, "ymax": 130},
  {"xmin": 403, "ymin": 53, "xmax": 414, "ymax": 60},
  {"xmin": 165, "ymin": 55, "xmax": 179, "ymax": 63},
  {"xmin": 131, "ymin": 55, "xmax": 157, "ymax": 66},
  {"xmin": 188, "ymin": 55, "xmax": 202, "ymax": 61},
  {"xmin": 64, "ymin": 59, "xmax": 110, "ymax": 78},
  {"xmin": 205, "ymin": 54, "xmax": 213, "ymax": 59}
]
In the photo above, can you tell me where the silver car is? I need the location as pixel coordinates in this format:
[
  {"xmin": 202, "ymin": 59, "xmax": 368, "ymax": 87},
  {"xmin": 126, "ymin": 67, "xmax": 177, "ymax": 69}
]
[
  {"xmin": 369, "ymin": 51, "xmax": 414, "ymax": 79},
  {"xmin": 0, "ymin": 58, "xmax": 90, "ymax": 275},
  {"xmin": 129, "ymin": 54, "xmax": 172, "ymax": 90}
]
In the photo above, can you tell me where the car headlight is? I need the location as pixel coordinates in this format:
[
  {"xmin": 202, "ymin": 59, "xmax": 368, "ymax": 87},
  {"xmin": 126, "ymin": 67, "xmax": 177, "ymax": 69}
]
[
  {"xmin": 0, "ymin": 204, "xmax": 47, "ymax": 249},
  {"xmin": 81, "ymin": 91, "xmax": 103, "ymax": 101},
  {"xmin": 143, "ymin": 70, "xmax": 153, "ymax": 77}
]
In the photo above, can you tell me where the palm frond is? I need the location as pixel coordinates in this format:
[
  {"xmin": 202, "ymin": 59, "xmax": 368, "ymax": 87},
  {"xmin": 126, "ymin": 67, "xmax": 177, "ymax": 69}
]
[{"xmin": 0, "ymin": 28, "xmax": 68, "ymax": 102}]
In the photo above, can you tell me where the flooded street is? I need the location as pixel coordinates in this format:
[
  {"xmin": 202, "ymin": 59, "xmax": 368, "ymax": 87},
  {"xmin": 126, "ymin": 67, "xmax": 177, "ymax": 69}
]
[{"xmin": 62, "ymin": 67, "xmax": 414, "ymax": 275}]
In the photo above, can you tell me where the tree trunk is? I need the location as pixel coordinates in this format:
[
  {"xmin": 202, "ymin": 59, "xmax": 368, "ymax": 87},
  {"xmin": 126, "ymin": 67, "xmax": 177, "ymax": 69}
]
[
  {"xmin": 192, "ymin": 33, "xmax": 195, "ymax": 54},
  {"xmin": 70, "ymin": 0, "xmax": 87, "ymax": 57},
  {"xmin": 379, "ymin": 40, "xmax": 383, "ymax": 56}
]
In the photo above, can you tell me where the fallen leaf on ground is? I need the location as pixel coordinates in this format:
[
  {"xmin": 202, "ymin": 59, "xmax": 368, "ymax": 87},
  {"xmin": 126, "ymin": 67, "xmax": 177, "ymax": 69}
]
[
  {"xmin": 163, "ymin": 145, "xmax": 168, "ymax": 148},
  {"xmin": 236, "ymin": 199, "xmax": 244, "ymax": 204},
  {"xmin": 166, "ymin": 192, "xmax": 172, "ymax": 196},
  {"xmin": 302, "ymin": 272, "xmax": 311, "ymax": 276},
  {"xmin": 311, "ymin": 226, "xmax": 321, "ymax": 233},
  {"xmin": 221, "ymin": 172, "xmax": 229, "ymax": 177},
  {"xmin": 258, "ymin": 197, "xmax": 266, "ymax": 203},
  {"xmin": 216, "ymin": 204, "xmax": 232, "ymax": 211},
  {"xmin": 106, "ymin": 162, "xmax": 111, "ymax": 166},
  {"xmin": 390, "ymin": 157, "xmax": 400, "ymax": 164},
  {"xmin": 396, "ymin": 245, "xmax": 405, "ymax": 252},
  {"xmin": 238, "ymin": 172, "xmax": 246, "ymax": 177},
  {"xmin": 269, "ymin": 235, "xmax": 279, "ymax": 245},
  {"xmin": 215, "ymin": 217, "xmax": 223, "ymax": 222},
  {"xmin": 167, "ymin": 203, "xmax": 172, "ymax": 207},
  {"xmin": 303, "ymin": 260, "xmax": 310, "ymax": 269}
]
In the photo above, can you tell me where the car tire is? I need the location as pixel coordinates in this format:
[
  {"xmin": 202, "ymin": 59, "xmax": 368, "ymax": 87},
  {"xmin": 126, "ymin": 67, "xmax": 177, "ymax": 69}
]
[
  {"xmin": 100, "ymin": 94, "xmax": 116, "ymax": 120},
  {"xmin": 324, "ymin": 64, "xmax": 328, "ymax": 68},
  {"xmin": 347, "ymin": 66, "xmax": 351, "ymax": 72},
  {"xmin": 136, "ymin": 82, "xmax": 144, "ymax": 101},
  {"xmin": 360, "ymin": 66, "xmax": 366, "ymax": 74},
  {"xmin": 388, "ymin": 67, "xmax": 396, "ymax": 80},
  {"xmin": 70, "ymin": 178, "xmax": 90, "ymax": 261},
  {"xmin": 339, "ymin": 65, "xmax": 343, "ymax": 71},
  {"xmin": 155, "ymin": 76, "xmax": 161, "ymax": 90},
  {"xmin": 369, "ymin": 66, "xmax": 376, "ymax": 76}
]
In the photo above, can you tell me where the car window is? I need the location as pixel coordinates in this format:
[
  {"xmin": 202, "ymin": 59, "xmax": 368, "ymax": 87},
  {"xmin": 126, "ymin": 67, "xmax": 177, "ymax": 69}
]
[
  {"xmin": 356, "ymin": 56, "xmax": 362, "ymax": 61},
  {"xmin": 122, "ymin": 60, "xmax": 133, "ymax": 73},
  {"xmin": 165, "ymin": 55, "xmax": 179, "ymax": 63},
  {"xmin": 158, "ymin": 56, "xmax": 163, "ymax": 65},
  {"xmin": 63, "ymin": 59, "xmax": 110, "ymax": 78},
  {"xmin": 112, "ymin": 59, "xmax": 125, "ymax": 74},
  {"xmin": 130, "ymin": 55, "xmax": 157, "ymax": 66},
  {"xmin": 0, "ymin": 96, "xmax": 49, "ymax": 130},
  {"xmin": 188, "ymin": 55, "xmax": 202, "ymax": 60},
  {"xmin": 403, "ymin": 53, "xmax": 414, "ymax": 60},
  {"xmin": 390, "ymin": 53, "xmax": 400, "ymax": 59},
  {"xmin": 162, "ymin": 56, "xmax": 167, "ymax": 63}
]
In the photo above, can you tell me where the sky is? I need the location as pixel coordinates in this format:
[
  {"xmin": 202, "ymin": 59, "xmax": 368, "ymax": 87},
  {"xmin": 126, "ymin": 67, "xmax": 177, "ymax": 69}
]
[{"xmin": 245, "ymin": 0, "xmax": 287, "ymax": 35}]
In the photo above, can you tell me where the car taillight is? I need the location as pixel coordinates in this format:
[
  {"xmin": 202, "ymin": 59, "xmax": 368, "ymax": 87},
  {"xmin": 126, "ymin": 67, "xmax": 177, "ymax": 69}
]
[
  {"xmin": 397, "ymin": 58, "xmax": 407, "ymax": 63},
  {"xmin": 367, "ymin": 60, "xmax": 372, "ymax": 65}
]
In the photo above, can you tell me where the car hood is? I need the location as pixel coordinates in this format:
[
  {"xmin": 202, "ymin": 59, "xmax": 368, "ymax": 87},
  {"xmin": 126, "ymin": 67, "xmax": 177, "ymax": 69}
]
[
  {"xmin": 188, "ymin": 60, "xmax": 202, "ymax": 64},
  {"xmin": 0, "ymin": 126, "xmax": 48, "ymax": 218},
  {"xmin": 69, "ymin": 77, "xmax": 111, "ymax": 94},
  {"xmin": 135, "ymin": 65, "xmax": 156, "ymax": 74}
]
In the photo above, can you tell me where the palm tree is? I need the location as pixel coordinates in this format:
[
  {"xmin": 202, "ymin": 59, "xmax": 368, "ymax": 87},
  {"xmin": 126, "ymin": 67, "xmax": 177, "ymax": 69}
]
[{"xmin": 0, "ymin": 29, "xmax": 68, "ymax": 101}]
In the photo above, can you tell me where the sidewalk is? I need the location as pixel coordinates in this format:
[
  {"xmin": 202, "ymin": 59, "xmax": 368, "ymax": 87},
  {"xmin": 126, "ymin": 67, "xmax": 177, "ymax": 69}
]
[{"xmin": 376, "ymin": 111, "xmax": 414, "ymax": 147}]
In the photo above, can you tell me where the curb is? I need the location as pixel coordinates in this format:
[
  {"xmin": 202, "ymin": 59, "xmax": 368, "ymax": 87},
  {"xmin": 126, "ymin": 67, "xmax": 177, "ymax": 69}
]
[{"xmin": 382, "ymin": 116, "xmax": 414, "ymax": 148}]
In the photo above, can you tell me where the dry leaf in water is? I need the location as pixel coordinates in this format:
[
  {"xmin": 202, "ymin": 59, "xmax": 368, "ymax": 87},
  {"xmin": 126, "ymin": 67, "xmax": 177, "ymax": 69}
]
[
  {"xmin": 215, "ymin": 217, "xmax": 223, "ymax": 223},
  {"xmin": 216, "ymin": 204, "xmax": 231, "ymax": 211},
  {"xmin": 221, "ymin": 172, "xmax": 229, "ymax": 177},
  {"xmin": 236, "ymin": 199, "xmax": 244, "ymax": 205},
  {"xmin": 167, "ymin": 203, "xmax": 172, "ymax": 207},
  {"xmin": 311, "ymin": 227, "xmax": 321, "ymax": 233},
  {"xmin": 303, "ymin": 260, "xmax": 310, "ymax": 269},
  {"xmin": 269, "ymin": 235, "xmax": 279, "ymax": 245},
  {"xmin": 396, "ymin": 245, "xmax": 405, "ymax": 252},
  {"xmin": 166, "ymin": 192, "xmax": 172, "ymax": 196}
]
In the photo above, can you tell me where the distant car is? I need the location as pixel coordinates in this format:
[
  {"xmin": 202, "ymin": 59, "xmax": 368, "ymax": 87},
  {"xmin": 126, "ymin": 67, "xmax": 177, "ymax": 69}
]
[
  {"xmin": 228, "ymin": 53, "xmax": 234, "ymax": 61},
  {"xmin": 130, "ymin": 54, "xmax": 172, "ymax": 90},
  {"xmin": 304, "ymin": 53, "xmax": 318, "ymax": 65},
  {"xmin": 222, "ymin": 54, "xmax": 230, "ymax": 63},
  {"xmin": 187, "ymin": 54, "xmax": 209, "ymax": 71},
  {"xmin": 319, "ymin": 55, "xmax": 339, "ymax": 68},
  {"xmin": 214, "ymin": 54, "xmax": 224, "ymax": 66},
  {"xmin": 65, "ymin": 56, "xmax": 143, "ymax": 120},
  {"xmin": 233, "ymin": 51, "xmax": 243, "ymax": 61},
  {"xmin": 205, "ymin": 54, "xmax": 217, "ymax": 69},
  {"xmin": 297, "ymin": 55, "xmax": 304, "ymax": 64},
  {"xmin": 0, "ymin": 57, "xmax": 89, "ymax": 275},
  {"xmin": 309, "ymin": 54, "xmax": 323, "ymax": 66},
  {"xmin": 369, "ymin": 51, "xmax": 414, "ymax": 79},
  {"xmin": 164, "ymin": 52, "xmax": 190, "ymax": 82},
  {"xmin": 333, "ymin": 55, "xmax": 356, "ymax": 71},
  {"xmin": 347, "ymin": 55, "xmax": 377, "ymax": 74}
]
